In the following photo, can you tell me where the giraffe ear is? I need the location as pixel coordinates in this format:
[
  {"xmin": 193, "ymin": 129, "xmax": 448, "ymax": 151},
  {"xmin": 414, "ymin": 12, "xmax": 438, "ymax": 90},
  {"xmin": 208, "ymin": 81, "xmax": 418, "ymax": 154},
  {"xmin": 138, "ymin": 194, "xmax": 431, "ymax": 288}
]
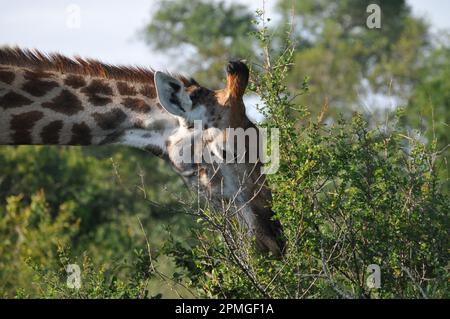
[{"xmin": 154, "ymin": 71, "xmax": 192, "ymax": 117}]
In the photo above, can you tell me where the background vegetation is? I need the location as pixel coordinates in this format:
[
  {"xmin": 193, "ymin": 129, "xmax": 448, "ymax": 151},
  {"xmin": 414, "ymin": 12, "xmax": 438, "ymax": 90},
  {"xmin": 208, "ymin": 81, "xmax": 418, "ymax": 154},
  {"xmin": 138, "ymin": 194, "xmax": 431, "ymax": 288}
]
[{"xmin": 0, "ymin": 0, "xmax": 448, "ymax": 298}]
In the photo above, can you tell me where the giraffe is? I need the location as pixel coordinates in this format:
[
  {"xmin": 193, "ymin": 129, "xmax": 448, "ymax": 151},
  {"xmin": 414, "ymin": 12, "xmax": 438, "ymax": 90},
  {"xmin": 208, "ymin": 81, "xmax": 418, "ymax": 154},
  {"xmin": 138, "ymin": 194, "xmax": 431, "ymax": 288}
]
[{"xmin": 0, "ymin": 47, "xmax": 285, "ymax": 257}]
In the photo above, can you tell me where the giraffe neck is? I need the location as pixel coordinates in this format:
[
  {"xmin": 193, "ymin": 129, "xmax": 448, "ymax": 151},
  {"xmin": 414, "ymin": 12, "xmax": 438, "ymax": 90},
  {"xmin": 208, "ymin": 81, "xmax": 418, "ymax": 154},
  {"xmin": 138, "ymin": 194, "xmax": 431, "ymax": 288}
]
[{"xmin": 0, "ymin": 63, "xmax": 180, "ymax": 154}]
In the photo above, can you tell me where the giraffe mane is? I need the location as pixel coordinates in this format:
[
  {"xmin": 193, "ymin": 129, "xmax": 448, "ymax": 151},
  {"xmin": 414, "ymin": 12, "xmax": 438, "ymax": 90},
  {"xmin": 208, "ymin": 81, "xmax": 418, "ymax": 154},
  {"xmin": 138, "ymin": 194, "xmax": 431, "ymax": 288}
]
[{"xmin": 0, "ymin": 46, "xmax": 197, "ymax": 86}]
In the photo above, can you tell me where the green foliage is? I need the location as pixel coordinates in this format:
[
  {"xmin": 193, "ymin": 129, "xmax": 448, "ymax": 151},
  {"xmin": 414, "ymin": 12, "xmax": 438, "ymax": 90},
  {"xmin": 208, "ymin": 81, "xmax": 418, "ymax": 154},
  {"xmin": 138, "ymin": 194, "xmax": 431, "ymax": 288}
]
[
  {"xmin": 23, "ymin": 246, "xmax": 161, "ymax": 299},
  {"xmin": 0, "ymin": 191, "xmax": 79, "ymax": 297},
  {"xmin": 277, "ymin": 0, "xmax": 429, "ymax": 115},
  {"xmin": 0, "ymin": 146, "xmax": 194, "ymax": 298},
  {"xmin": 162, "ymin": 12, "xmax": 449, "ymax": 299},
  {"xmin": 165, "ymin": 113, "xmax": 449, "ymax": 298},
  {"xmin": 404, "ymin": 38, "xmax": 450, "ymax": 189},
  {"xmin": 0, "ymin": 146, "xmax": 183, "ymax": 233}
]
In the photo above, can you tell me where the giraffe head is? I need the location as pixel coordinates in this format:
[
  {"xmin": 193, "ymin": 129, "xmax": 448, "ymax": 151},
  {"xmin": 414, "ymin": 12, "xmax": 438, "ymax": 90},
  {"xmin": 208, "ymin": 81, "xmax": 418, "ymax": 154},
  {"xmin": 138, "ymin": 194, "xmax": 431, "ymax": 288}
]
[
  {"xmin": 154, "ymin": 61, "xmax": 285, "ymax": 257},
  {"xmin": 0, "ymin": 47, "xmax": 284, "ymax": 257}
]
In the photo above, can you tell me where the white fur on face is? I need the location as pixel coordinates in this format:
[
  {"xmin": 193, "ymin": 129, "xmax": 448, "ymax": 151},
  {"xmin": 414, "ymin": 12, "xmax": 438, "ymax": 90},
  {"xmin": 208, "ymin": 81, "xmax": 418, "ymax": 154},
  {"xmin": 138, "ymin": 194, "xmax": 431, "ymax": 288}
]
[
  {"xmin": 119, "ymin": 129, "xmax": 168, "ymax": 150},
  {"xmin": 119, "ymin": 107, "xmax": 180, "ymax": 150}
]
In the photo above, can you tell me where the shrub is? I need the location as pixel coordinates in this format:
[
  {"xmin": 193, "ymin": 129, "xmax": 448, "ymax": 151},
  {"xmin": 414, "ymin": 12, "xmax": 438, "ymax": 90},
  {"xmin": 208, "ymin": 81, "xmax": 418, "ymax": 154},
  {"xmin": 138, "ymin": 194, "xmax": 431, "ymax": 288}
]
[
  {"xmin": 0, "ymin": 191, "xmax": 78, "ymax": 297},
  {"xmin": 163, "ymin": 11, "xmax": 449, "ymax": 299},
  {"xmin": 0, "ymin": 147, "xmax": 193, "ymax": 298}
]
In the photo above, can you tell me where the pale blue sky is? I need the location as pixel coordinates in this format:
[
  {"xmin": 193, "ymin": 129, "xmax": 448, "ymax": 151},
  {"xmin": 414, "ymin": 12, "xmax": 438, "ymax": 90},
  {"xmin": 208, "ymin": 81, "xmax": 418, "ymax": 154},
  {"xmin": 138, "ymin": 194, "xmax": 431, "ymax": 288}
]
[{"xmin": 1, "ymin": 0, "xmax": 448, "ymax": 121}]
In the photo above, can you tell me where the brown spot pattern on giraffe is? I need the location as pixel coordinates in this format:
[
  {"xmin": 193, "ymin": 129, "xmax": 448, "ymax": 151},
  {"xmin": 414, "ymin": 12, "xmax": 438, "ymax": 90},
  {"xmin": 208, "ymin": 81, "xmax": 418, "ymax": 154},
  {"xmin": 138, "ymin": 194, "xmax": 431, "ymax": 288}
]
[
  {"xmin": 93, "ymin": 109, "xmax": 127, "ymax": 130},
  {"xmin": 22, "ymin": 78, "xmax": 58, "ymax": 97},
  {"xmin": 117, "ymin": 81, "xmax": 137, "ymax": 96},
  {"xmin": 0, "ymin": 70, "xmax": 15, "ymax": 84},
  {"xmin": 10, "ymin": 111, "xmax": 44, "ymax": 144},
  {"xmin": 81, "ymin": 79, "xmax": 113, "ymax": 106},
  {"xmin": 64, "ymin": 75, "xmax": 86, "ymax": 89},
  {"xmin": 134, "ymin": 119, "xmax": 146, "ymax": 129},
  {"xmin": 41, "ymin": 120, "xmax": 63, "ymax": 144},
  {"xmin": 23, "ymin": 70, "xmax": 54, "ymax": 80},
  {"xmin": 99, "ymin": 130, "xmax": 123, "ymax": 145},
  {"xmin": 69, "ymin": 122, "xmax": 92, "ymax": 145},
  {"xmin": 42, "ymin": 89, "xmax": 83, "ymax": 115},
  {"xmin": 0, "ymin": 92, "xmax": 33, "ymax": 109},
  {"xmin": 150, "ymin": 119, "xmax": 170, "ymax": 131},
  {"xmin": 140, "ymin": 85, "xmax": 156, "ymax": 99},
  {"xmin": 122, "ymin": 97, "xmax": 151, "ymax": 113}
]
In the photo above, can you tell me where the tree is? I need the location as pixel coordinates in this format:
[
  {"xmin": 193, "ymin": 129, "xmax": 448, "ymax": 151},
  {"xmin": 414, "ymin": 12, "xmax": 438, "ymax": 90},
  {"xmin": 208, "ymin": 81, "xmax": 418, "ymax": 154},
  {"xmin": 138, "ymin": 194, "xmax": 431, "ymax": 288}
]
[
  {"xmin": 404, "ymin": 36, "xmax": 450, "ymax": 188},
  {"xmin": 143, "ymin": 0, "xmax": 257, "ymax": 87},
  {"xmin": 277, "ymin": 0, "xmax": 429, "ymax": 116}
]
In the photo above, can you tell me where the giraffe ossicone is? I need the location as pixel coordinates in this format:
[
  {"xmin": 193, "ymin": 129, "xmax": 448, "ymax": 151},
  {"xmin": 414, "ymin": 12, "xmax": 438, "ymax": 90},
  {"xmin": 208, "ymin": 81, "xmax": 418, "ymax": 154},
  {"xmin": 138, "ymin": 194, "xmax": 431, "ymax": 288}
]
[{"xmin": 0, "ymin": 47, "xmax": 285, "ymax": 257}]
